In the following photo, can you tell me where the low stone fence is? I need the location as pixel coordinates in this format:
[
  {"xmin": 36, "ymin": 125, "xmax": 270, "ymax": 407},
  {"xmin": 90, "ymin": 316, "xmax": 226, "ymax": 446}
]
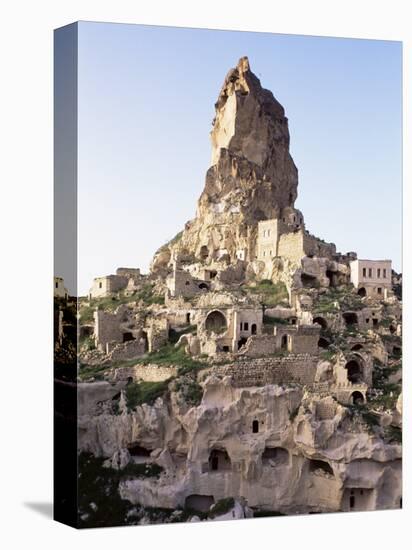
[
  {"xmin": 110, "ymin": 363, "xmax": 178, "ymax": 383},
  {"xmin": 203, "ymin": 353, "xmax": 318, "ymax": 387}
]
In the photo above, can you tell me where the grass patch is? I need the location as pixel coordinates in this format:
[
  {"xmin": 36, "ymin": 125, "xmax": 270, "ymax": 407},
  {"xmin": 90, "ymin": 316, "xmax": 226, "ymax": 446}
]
[
  {"xmin": 125, "ymin": 380, "xmax": 170, "ymax": 410},
  {"xmin": 313, "ymin": 285, "xmax": 364, "ymax": 314},
  {"xmin": 174, "ymin": 377, "xmax": 203, "ymax": 406},
  {"xmin": 168, "ymin": 325, "xmax": 197, "ymax": 344},
  {"xmin": 79, "ymin": 284, "xmax": 164, "ymax": 324},
  {"xmin": 80, "ymin": 335, "xmax": 95, "ymax": 351},
  {"xmin": 319, "ymin": 350, "xmax": 336, "ymax": 362},
  {"xmin": 133, "ymin": 344, "xmax": 207, "ymax": 376},
  {"xmin": 242, "ymin": 280, "xmax": 289, "ymax": 307},
  {"xmin": 263, "ymin": 315, "xmax": 289, "ymax": 325},
  {"xmin": 78, "ymin": 363, "xmax": 108, "ymax": 381}
]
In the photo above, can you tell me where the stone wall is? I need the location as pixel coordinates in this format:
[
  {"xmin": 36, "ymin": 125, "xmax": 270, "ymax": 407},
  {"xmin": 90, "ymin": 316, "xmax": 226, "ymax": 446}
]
[
  {"xmin": 106, "ymin": 338, "xmax": 147, "ymax": 363},
  {"xmin": 277, "ymin": 231, "xmax": 305, "ymax": 265},
  {"xmin": 166, "ymin": 268, "xmax": 210, "ymax": 298},
  {"xmin": 89, "ymin": 275, "xmax": 129, "ymax": 298},
  {"xmin": 147, "ymin": 317, "xmax": 169, "ymax": 352},
  {"xmin": 302, "ymin": 233, "xmax": 336, "ymax": 259},
  {"xmin": 94, "ymin": 309, "xmax": 123, "ymax": 351},
  {"xmin": 111, "ymin": 363, "xmax": 177, "ymax": 383},
  {"xmin": 204, "ymin": 354, "xmax": 318, "ymax": 387}
]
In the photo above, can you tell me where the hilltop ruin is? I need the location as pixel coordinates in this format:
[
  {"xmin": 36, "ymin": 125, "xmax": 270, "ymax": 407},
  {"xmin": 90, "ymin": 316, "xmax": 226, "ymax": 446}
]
[{"xmin": 55, "ymin": 57, "xmax": 402, "ymax": 526}]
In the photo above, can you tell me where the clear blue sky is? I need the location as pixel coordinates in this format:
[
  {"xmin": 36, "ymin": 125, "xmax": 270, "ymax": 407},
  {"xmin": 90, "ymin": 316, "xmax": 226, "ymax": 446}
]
[{"xmin": 77, "ymin": 21, "xmax": 402, "ymax": 296}]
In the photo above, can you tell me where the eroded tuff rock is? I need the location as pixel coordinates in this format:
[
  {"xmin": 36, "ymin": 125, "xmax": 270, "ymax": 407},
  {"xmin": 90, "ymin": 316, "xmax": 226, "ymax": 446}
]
[
  {"xmin": 151, "ymin": 57, "xmax": 298, "ymax": 272},
  {"xmin": 78, "ymin": 375, "xmax": 401, "ymax": 514}
]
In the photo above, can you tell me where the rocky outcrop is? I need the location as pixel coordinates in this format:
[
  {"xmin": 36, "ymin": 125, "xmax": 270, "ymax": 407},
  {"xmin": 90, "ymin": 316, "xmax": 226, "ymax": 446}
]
[
  {"xmin": 78, "ymin": 375, "xmax": 401, "ymax": 514},
  {"xmin": 152, "ymin": 57, "xmax": 299, "ymax": 272}
]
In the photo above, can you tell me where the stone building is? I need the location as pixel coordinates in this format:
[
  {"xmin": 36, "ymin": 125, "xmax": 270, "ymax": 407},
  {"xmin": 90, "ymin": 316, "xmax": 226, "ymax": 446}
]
[
  {"xmin": 89, "ymin": 267, "xmax": 141, "ymax": 298},
  {"xmin": 166, "ymin": 265, "xmax": 210, "ymax": 299},
  {"xmin": 239, "ymin": 324, "xmax": 321, "ymax": 358},
  {"xmin": 350, "ymin": 259, "xmax": 392, "ymax": 299},
  {"xmin": 54, "ymin": 276, "xmax": 68, "ymax": 299},
  {"xmin": 256, "ymin": 209, "xmax": 337, "ymax": 275},
  {"xmin": 195, "ymin": 303, "xmax": 263, "ymax": 355}
]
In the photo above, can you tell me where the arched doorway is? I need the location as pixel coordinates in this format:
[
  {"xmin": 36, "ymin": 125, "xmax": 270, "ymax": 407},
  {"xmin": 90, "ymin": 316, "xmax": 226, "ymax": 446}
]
[
  {"xmin": 251, "ymin": 323, "xmax": 257, "ymax": 335},
  {"xmin": 205, "ymin": 310, "xmax": 227, "ymax": 333},
  {"xmin": 343, "ymin": 312, "xmax": 358, "ymax": 326},
  {"xmin": 252, "ymin": 419, "xmax": 259, "ymax": 433},
  {"xmin": 357, "ymin": 287, "xmax": 367, "ymax": 297},
  {"xmin": 198, "ymin": 282, "xmax": 209, "ymax": 291},
  {"xmin": 281, "ymin": 334, "xmax": 288, "ymax": 350},
  {"xmin": 122, "ymin": 332, "xmax": 135, "ymax": 343},
  {"xmin": 238, "ymin": 337, "xmax": 248, "ymax": 350},
  {"xmin": 262, "ymin": 447, "xmax": 289, "ymax": 465},
  {"xmin": 351, "ymin": 343, "xmax": 363, "ymax": 351},
  {"xmin": 345, "ymin": 359, "xmax": 362, "ymax": 383},
  {"xmin": 185, "ymin": 494, "xmax": 215, "ymax": 513},
  {"xmin": 128, "ymin": 443, "xmax": 152, "ymax": 457},
  {"xmin": 351, "ymin": 391, "xmax": 365, "ymax": 405},
  {"xmin": 200, "ymin": 245, "xmax": 209, "ymax": 261},
  {"xmin": 301, "ymin": 273, "xmax": 317, "ymax": 288},
  {"xmin": 309, "ymin": 459, "xmax": 334, "ymax": 476},
  {"xmin": 313, "ymin": 316, "xmax": 328, "ymax": 330},
  {"xmin": 318, "ymin": 337, "xmax": 331, "ymax": 349},
  {"xmin": 208, "ymin": 449, "xmax": 231, "ymax": 472}
]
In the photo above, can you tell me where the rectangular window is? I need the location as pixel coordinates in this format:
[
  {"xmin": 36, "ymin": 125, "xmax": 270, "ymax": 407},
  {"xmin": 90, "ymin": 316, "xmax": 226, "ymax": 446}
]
[
  {"xmin": 99, "ymin": 282, "xmax": 102, "ymax": 289},
  {"xmin": 244, "ymin": 322, "xmax": 249, "ymax": 331},
  {"xmin": 55, "ymin": 281, "xmax": 58, "ymax": 289},
  {"xmin": 377, "ymin": 268, "xmax": 381, "ymax": 278},
  {"xmin": 383, "ymin": 269, "xmax": 387, "ymax": 278},
  {"xmin": 240, "ymin": 322, "xmax": 243, "ymax": 330},
  {"xmin": 369, "ymin": 268, "xmax": 372, "ymax": 277},
  {"xmin": 268, "ymin": 229, "xmax": 271, "ymax": 236},
  {"xmin": 377, "ymin": 287, "xmax": 382, "ymax": 294},
  {"xmin": 362, "ymin": 268, "xmax": 367, "ymax": 277}
]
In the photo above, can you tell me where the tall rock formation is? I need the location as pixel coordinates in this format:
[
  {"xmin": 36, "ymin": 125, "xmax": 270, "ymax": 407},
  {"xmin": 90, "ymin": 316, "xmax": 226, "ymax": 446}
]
[{"xmin": 152, "ymin": 56, "xmax": 299, "ymax": 271}]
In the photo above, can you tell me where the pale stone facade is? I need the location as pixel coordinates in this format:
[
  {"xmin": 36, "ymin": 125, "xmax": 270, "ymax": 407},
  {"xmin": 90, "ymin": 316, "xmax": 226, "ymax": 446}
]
[
  {"xmin": 350, "ymin": 259, "xmax": 392, "ymax": 299},
  {"xmin": 54, "ymin": 276, "xmax": 68, "ymax": 299},
  {"xmin": 89, "ymin": 267, "xmax": 141, "ymax": 298},
  {"xmin": 195, "ymin": 304, "xmax": 263, "ymax": 355}
]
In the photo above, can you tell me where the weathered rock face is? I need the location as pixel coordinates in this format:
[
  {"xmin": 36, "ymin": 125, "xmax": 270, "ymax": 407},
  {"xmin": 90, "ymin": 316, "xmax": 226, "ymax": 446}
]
[
  {"xmin": 152, "ymin": 57, "xmax": 299, "ymax": 271},
  {"xmin": 78, "ymin": 375, "xmax": 402, "ymax": 514}
]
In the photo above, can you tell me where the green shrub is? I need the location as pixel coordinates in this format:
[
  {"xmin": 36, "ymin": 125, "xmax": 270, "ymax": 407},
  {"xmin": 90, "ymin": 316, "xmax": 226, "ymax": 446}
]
[
  {"xmin": 208, "ymin": 497, "xmax": 235, "ymax": 518},
  {"xmin": 242, "ymin": 280, "xmax": 289, "ymax": 307},
  {"xmin": 78, "ymin": 363, "xmax": 108, "ymax": 381},
  {"xmin": 263, "ymin": 315, "xmax": 289, "ymax": 325},
  {"xmin": 125, "ymin": 380, "xmax": 170, "ymax": 410},
  {"xmin": 319, "ymin": 350, "xmax": 335, "ymax": 362},
  {"xmin": 384, "ymin": 425, "xmax": 402, "ymax": 444},
  {"xmin": 121, "ymin": 462, "xmax": 163, "ymax": 479},
  {"xmin": 174, "ymin": 378, "xmax": 203, "ymax": 406}
]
